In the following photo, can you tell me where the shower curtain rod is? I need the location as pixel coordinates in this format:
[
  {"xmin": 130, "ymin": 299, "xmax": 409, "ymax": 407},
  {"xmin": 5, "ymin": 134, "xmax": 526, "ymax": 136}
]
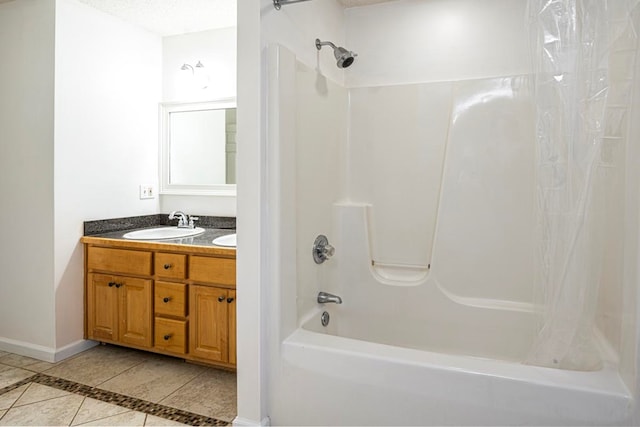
[{"xmin": 273, "ymin": 0, "xmax": 314, "ymax": 10}]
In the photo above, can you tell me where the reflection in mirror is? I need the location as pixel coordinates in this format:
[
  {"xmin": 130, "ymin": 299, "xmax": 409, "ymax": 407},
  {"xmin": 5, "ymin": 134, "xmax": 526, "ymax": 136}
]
[{"xmin": 160, "ymin": 99, "xmax": 236, "ymax": 195}]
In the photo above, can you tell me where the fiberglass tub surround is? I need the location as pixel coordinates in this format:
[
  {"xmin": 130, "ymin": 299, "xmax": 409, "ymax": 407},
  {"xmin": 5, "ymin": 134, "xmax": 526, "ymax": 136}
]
[{"xmin": 268, "ymin": 0, "xmax": 640, "ymax": 425}]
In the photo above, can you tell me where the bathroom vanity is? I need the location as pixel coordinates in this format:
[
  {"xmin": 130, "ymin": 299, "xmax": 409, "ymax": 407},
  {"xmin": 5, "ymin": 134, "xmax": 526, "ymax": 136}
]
[{"xmin": 80, "ymin": 230, "xmax": 236, "ymax": 370}]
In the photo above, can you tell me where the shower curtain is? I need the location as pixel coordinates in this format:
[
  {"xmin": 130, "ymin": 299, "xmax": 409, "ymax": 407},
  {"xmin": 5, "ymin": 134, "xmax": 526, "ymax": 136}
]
[{"xmin": 526, "ymin": 0, "xmax": 639, "ymax": 370}]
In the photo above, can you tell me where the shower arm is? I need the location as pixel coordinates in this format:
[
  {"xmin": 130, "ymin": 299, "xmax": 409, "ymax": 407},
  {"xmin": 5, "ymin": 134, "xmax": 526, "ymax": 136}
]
[
  {"xmin": 315, "ymin": 39, "xmax": 338, "ymax": 50},
  {"xmin": 273, "ymin": 0, "xmax": 314, "ymax": 10}
]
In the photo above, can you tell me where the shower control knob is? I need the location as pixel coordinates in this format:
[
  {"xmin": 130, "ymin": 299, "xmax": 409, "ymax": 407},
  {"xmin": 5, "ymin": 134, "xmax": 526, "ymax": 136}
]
[
  {"xmin": 324, "ymin": 244, "xmax": 335, "ymax": 258},
  {"xmin": 313, "ymin": 235, "xmax": 335, "ymax": 264}
]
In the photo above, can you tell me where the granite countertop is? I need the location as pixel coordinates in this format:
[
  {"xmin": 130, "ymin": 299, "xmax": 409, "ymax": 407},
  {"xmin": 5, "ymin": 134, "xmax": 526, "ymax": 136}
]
[
  {"xmin": 82, "ymin": 214, "xmax": 236, "ymax": 251},
  {"xmin": 86, "ymin": 227, "xmax": 235, "ymax": 248}
]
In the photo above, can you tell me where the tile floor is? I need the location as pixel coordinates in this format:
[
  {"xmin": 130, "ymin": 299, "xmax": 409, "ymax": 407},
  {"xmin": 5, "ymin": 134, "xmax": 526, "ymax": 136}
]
[{"xmin": 0, "ymin": 344, "xmax": 236, "ymax": 426}]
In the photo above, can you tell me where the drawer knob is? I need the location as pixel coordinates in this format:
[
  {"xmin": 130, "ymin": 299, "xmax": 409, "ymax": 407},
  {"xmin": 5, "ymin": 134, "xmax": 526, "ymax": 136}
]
[
  {"xmin": 163, "ymin": 264, "xmax": 172, "ymax": 270},
  {"xmin": 227, "ymin": 297, "xmax": 235, "ymax": 303},
  {"xmin": 218, "ymin": 295, "xmax": 225, "ymax": 302},
  {"xmin": 163, "ymin": 297, "xmax": 171, "ymax": 303},
  {"xmin": 108, "ymin": 282, "xmax": 115, "ymax": 287},
  {"xmin": 115, "ymin": 283, "xmax": 122, "ymax": 288},
  {"xmin": 163, "ymin": 334, "xmax": 172, "ymax": 341}
]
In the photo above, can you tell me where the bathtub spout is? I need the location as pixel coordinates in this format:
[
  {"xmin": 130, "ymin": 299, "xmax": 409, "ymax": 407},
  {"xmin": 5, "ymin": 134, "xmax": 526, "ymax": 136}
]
[{"xmin": 318, "ymin": 291, "xmax": 342, "ymax": 304}]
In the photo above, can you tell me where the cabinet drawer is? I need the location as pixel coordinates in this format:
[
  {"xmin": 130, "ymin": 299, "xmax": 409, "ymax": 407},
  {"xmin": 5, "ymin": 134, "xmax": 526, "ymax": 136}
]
[
  {"xmin": 154, "ymin": 318, "xmax": 187, "ymax": 354},
  {"xmin": 155, "ymin": 253, "xmax": 186, "ymax": 279},
  {"xmin": 189, "ymin": 256, "xmax": 236, "ymax": 286},
  {"xmin": 155, "ymin": 282, "xmax": 187, "ymax": 317},
  {"xmin": 87, "ymin": 247, "xmax": 152, "ymax": 276}
]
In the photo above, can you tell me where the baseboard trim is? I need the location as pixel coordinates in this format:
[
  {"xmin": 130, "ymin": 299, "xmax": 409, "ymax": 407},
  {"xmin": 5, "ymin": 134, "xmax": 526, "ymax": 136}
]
[
  {"xmin": 0, "ymin": 337, "xmax": 98, "ymax": 363},
  {"xmin": 232, "ymin": 416, "xmax": 270, "ymax": 426},
  {"xmin": 53, "ymin": 339, "xmax": 98, "ymax": 362}
]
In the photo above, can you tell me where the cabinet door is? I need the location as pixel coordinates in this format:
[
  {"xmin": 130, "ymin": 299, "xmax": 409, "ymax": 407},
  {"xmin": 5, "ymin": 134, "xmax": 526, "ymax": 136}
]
[
  {"xmin": 228, "ymin": 290, "xmax": 236, "ymax": 365},
  {"xmin": 87, "ymin": 273, "xmax": 119, "ymax": 341},
  {"xmin": 189, "ymin": 285, "xmax": 228, "ymax": 362},
  {"xmin": 119, "ymin": 277, "xmax": 153, "ymax": 348}
]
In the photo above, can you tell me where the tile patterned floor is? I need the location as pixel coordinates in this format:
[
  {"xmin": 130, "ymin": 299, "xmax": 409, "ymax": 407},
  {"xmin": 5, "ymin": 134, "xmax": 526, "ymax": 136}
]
[{"xmin": 0, "ymin": 345, "xmax": 236, "ymax": 426}]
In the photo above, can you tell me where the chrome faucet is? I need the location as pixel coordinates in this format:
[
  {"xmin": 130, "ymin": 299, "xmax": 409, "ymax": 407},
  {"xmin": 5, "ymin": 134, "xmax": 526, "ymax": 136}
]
[
  {"xmin": 317, "ymin": 291, "xmax": 342, "ymax": 304},
  {"xmin": 168, "ymin": 211, "xmax": 197, "ymax": 229}
]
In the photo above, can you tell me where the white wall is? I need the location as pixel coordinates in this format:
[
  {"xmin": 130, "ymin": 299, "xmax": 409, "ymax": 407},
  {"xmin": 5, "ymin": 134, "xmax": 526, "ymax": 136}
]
[
  {"xmin": 235, "ymin": 1, "xmax": 264, "ymax": 425},
  {"xmin": 294, "ymin": 59, "xmax": 347, "ymax": 323},
  {"xmin": 163, "ymin": 27, "xmax": 236, "ymax": 103},
  {"xmin": 54, "ymin": 0, "xmax": 162, "ymax": 353},
  {"xmin": 234, "ymin": 0, "xmax": 347, "ymax": 424},
  {"xmin": 345, "ymin": 0, "xmax": 530, "ymax": 87},
  {"xmin": 0, "ymin": 0, "xmax": 56, "ymax": 353},
  {"xmin": 261, "ymin": 0, "xmax": 346, "ymax": 85},
  {"xmin": 160, "ymin": 27, "xmax": 238, "ymax": 217},
  {"xmin": 233, "ymin": 1, "xmax": 347, "ymax": 425}
]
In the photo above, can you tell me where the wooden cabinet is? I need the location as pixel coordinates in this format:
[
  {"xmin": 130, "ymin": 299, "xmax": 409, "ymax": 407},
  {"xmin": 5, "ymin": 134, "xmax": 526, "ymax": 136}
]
[
  {"xmin": 188, "ymin": 255, "xmax": 236, "ymax": 364},
  {"xmin": 86, "ymin": 274, "xmax": 152, "ymax": 348},
  {"xmin": 228, "ymin": 289, "xmax": 237, "ymax": 365},
  {"xmin": 189, "ymin": 285, "xmax": 230, "ymax": 362},
  {"xmin": 154, "ymin": 317, "xmax": 187, "ymax": 354},
  {"xmin": 120, "ymin": 277, "xmax": 153, "ymax": 348},
  {"xmin": 86, "ymin": 273, "xmax": 119, "ymax": 342},
  {"xmin": 83, "ymin": 238, "xmax": 236, "ymax": 369}
]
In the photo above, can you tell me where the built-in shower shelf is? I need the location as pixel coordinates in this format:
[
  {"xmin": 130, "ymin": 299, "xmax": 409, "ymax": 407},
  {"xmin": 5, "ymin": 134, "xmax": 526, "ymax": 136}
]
[{"xmin": 371, "ymin": 260, "xmax": 430, "ymax": 284}]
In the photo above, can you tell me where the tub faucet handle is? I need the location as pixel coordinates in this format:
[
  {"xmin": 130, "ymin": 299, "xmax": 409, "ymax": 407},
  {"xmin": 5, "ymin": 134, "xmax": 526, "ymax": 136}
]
[{"xmin": 313, "ymin": 235, "xmax": 335, "ymax": 264}]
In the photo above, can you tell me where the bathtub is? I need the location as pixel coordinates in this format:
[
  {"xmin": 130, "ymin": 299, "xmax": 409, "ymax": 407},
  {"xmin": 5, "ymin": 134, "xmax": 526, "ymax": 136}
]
[
  {"xmin": 280, "ymin": 317, "xmax": 631, "ymax": 426},
  {"xmin": 271, "ymin": 204, "xmax": 633, "ymax": 426},
  {"xmin": 266, "ymin": 44, "xmax": 636, "ymax": 425}
]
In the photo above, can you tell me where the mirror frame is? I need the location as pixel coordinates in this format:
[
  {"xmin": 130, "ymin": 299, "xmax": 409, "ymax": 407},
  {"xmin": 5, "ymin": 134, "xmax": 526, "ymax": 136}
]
[{"xmin": 159, "ymin": 98, "xmax": 237, "ymax": 196}]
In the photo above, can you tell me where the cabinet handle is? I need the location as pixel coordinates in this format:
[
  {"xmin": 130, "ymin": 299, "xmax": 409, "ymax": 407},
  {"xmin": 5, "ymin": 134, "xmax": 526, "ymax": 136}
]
[
  {"xmin": 163, "ymin": 297, "xmax": 171, "ymax": 303},
  {"xmin": 218, "ymin": 295, "xmax": 225, "ymax": 302},
  {"xmin": 115, "ymin": 283, "xmax": 122, "ymax": 288},
  {"xmin": 227, "ymin": 297, "xmax": 235, "ymax": 303},
  {"xmin": 163, "ymin": 264, "xmax": 172, "ymax": 270},
  {"xmin": 108, "ymin": 282, "xmax": 115, "ymax": 287},
  {"xmin": 163, "ymin": 334, "xmax": 172, "ymax": 340}
]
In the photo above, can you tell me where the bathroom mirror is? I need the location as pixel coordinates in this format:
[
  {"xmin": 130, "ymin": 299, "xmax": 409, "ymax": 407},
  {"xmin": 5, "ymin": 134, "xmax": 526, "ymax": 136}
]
[{"xmin": 159, "ymin": 98, "xmax": 236, "ymax": 196}]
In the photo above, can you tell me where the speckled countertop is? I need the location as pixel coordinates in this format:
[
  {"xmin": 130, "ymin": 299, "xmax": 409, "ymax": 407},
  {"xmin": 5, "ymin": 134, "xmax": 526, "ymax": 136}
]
[{"xmin": 82, "ymin": 214, "xmax": 236, "ymax": 251}]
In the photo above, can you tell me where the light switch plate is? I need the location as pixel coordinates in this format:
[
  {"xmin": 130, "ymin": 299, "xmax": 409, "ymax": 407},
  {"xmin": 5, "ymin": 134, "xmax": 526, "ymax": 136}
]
[{"xmin": 139, "ymin": 185, "xmax": 155, "ymax": 199}]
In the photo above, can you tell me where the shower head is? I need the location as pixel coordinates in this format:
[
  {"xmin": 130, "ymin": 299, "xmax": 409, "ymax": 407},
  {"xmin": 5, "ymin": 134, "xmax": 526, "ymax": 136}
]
[{"xmin": 315, "ymin": 39, "xmax": 357, "ymax": 68}]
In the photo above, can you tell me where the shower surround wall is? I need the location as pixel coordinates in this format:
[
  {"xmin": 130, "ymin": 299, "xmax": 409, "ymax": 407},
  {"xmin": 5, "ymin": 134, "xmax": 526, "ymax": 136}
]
[{"xmin": 264, "ymin": 0, "xmax": 640, "ymax": 425}]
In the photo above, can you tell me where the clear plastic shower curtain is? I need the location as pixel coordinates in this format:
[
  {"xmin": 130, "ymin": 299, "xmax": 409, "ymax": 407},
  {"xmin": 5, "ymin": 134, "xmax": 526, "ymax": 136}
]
[{"xmin": 526, "ymin": 0, "xmax": 638, "ymax": 370}]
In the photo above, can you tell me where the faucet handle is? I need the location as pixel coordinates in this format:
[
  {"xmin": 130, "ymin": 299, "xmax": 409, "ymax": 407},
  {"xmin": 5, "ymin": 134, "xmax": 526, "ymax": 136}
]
[
  {"xmin": 189, "ymin": 216, "xmax": 199, "ymax": 228},
  {"xmin": 313, "ymin": 235, "xmax": 335, "ymax": 264},
  {"xmin": 323, "ymin": 243, "xmax": 335, "ymax": 258}
]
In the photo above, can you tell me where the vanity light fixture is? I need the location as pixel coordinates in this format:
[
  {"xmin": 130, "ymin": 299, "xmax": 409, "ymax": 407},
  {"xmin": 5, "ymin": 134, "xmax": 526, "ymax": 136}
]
[
  {"xmin": 180, "ymin": 61, "xmax": 205, "ymax": 74},
  {"xmin": 180, "ymin": 61, "xmax": 208, "ymax": 90}
]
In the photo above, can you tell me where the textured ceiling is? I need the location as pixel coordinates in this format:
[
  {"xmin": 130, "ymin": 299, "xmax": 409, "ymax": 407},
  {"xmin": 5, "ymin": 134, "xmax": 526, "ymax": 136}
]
[{"xmin": 76, "ymin": 0, "xmax": 236, "ymax": 36}]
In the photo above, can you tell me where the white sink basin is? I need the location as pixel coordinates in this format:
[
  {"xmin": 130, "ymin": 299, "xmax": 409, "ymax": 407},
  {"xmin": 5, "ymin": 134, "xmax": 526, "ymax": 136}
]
[
  {"xmin": 212, "ymin": 233, "xmax": 236, "ymax": 247},
  {"xmin": 123, "ymin": 227, "xmax": 205, "ymax": 240}
]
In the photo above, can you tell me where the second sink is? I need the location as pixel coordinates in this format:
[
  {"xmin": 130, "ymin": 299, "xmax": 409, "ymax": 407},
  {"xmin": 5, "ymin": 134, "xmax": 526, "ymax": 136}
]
[
  {"xmin": 123, "ymin": 227, "xmax": 205, "ymax": 240},
  {"xmin": 212, "ymin": 233, "xmax": 236, "ymax": 247}
]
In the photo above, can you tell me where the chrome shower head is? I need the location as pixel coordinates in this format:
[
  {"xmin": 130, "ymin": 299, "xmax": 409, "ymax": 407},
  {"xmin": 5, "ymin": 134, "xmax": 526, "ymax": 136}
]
[{"xmin": 315, "ymin": 39, "xmax": 357, "ymax": 68}]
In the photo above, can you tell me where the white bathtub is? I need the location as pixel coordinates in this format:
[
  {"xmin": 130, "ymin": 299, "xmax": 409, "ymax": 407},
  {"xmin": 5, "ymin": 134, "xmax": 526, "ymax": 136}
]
[
  {"xmin": 277, "ymin": 310, "xmax": 631, "ymax": 426},
  {"xmin": 266, "ymin": 44, "xmax": 636, "ymax": 426},
  {"xmin": 271, "ymin": 204, "xmax": 632, "ymax": 426}
]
